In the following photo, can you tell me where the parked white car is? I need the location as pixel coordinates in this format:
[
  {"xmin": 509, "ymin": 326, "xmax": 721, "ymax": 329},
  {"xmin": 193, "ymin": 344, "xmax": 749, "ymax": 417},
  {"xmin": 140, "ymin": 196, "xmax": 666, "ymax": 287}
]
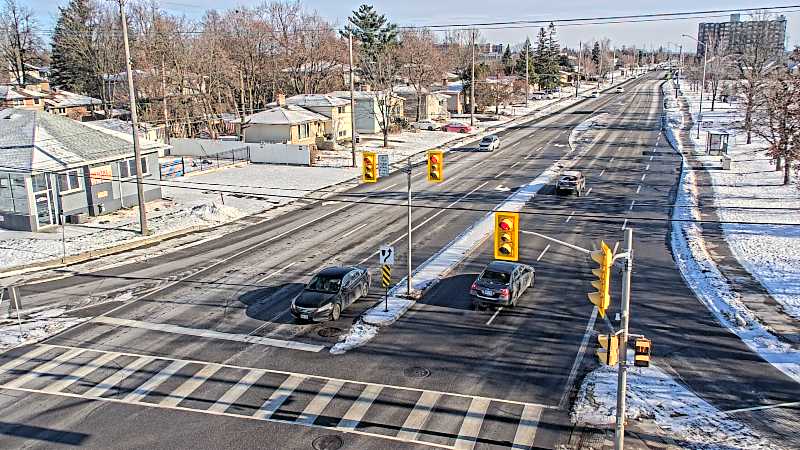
[{"xmin": 413, "ymin": 119, "xmax": 440, "ymax": 131}]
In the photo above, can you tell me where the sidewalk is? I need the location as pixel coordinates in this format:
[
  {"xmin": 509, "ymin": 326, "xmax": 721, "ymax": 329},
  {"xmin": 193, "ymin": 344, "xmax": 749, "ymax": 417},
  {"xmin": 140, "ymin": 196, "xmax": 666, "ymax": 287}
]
[{"xmin": 670, "ymin": 83, "xmax": 800, "ymax": 346}]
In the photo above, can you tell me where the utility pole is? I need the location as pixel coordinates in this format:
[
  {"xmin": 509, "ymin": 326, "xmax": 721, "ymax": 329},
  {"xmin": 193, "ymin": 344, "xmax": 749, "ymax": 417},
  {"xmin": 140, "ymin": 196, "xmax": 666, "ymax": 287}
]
[
  {"xmin": 470, "ymin": 30, "xmax": 476, "ymax": 127},
  {"xmin": 610, "ymin": 48, "xmax": 615, "ymax": 84},
  {"xmin": 349, "ymin": 32, "xmax": 357, "ymax": 168},
  {"xmin": 160, "ymin": 55, "xmax": 170, "ymax": 145},
  {"xmin": 576, "ymin": 41, "xmax": 582, "ymax": 97},
  {"xmin": 525, "ymin": 37, "xmax": 529, "ymax": 108},
  {"xmin": 597, "ymin": 42, "xmax": 603, "ymax": 92},
  {"xmin": 116, "ymin": 0, "xmax": 148, "ymax": 235},
  {"xmin": 406, "ymin": 157, "xmax": 412, "ymax": 297},
  {"xmin": 614, "ymin": 227, "xmax": 634, "ymax": 450}
]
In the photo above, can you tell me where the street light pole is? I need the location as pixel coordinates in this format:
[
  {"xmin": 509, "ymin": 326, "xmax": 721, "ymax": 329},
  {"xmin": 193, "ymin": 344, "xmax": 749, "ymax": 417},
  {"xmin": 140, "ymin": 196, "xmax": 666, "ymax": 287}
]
[
  {"xmin": 525, "ymin": 37, "xmax": 529, "ymax": 108},
  {"xmin": 683, "ymin": 34, "xmax": 707, "ymax": 139},
  {"xmin": 614, "ymin": 227, "xmax": 634, "ymax": 450},
  {"xmin": 349, "ymin": 32, "xmax": 357, "ymax": 168},
  {"xmin": 470, "ymin": 30, "xmax": 476, "ymax": 127},
  {"xmin": 576, "ymin": 41, "xmax": 582, "ymax": 98},
  {"xmin": 116, "ymin": 0, "xmax": 148, "ymax": 235}
]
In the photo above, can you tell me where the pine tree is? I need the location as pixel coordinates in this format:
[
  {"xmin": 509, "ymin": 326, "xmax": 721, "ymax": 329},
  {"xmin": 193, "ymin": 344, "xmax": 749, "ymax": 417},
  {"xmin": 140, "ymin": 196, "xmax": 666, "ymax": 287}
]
[
  {"xmin": 501, "ymin": 44, "xmax": 513, "ymax": 76},
  {"xmin": 50, "ymin": 0, "xmax": 96, "ymax": 93},
  {"xmin": 342, "ymin": 4, "xmax": 398, "ymax": 59},
  {"xmin": 543, "ymin": 22, "xmax": 561, "ymax": 90},
  {"xmin": 592, "ymin": 41, "xmax": 601, "ymax": 66},
  {"xmin": 534, "ymin": 27, "xmax": 549, "ymax": 89}
]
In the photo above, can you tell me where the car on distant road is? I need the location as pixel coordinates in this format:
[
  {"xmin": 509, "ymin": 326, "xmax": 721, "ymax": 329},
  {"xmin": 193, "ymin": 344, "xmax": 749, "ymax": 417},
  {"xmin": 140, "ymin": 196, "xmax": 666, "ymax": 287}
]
[
  {"xmin": 615, "ymin": 87, "xmax": 625, "ymax": 93},
  {"xmin": 470, "ymin": 261, "xmax": 534, "ymax": 309},
  {"xmin": 479, "ymin": 135, "xmax": 501, "ymax": 151},
  {"xmin": 290, "ymin": 266, "xmax": 371, "ymax": 322},
  {"xmin": 590, "ymin": 91, "xmax": 600, "ymax": 98},
  {"xmin": 556, "ymin": 170, "xmax": 586, "ymax": 196},
  {"xmin": 442, "ymin": 122, "xmax": 473, "ymax": 133},
  {"xmin": 413, "ymin": 119, "xmax": 440, "ymax": 131}
]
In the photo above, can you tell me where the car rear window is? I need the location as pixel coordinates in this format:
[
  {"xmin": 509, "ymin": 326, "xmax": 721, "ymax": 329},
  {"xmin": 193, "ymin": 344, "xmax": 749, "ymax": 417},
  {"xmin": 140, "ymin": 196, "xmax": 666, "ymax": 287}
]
[
  {"xmin": 481, "ymin": 270, "xmax": 510, "ymax": 283},
  {"xmin": 560, "ymin": 176, "xmax": 577, "ymax": 181}
]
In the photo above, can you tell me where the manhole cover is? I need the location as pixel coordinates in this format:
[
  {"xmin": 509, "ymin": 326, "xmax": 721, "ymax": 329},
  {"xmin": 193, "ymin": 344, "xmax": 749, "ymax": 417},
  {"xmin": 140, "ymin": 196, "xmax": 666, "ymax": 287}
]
[
  {"xmin": 403, "ymin": 366, "xmax": 431, "ymax": 378},
  {"xmin": 312, "ymin": 435, "xmax": 343, "ymax": 450},
  {"xmin": 318, "ymin": 327, "xmax": 343, "ymax": 338}
]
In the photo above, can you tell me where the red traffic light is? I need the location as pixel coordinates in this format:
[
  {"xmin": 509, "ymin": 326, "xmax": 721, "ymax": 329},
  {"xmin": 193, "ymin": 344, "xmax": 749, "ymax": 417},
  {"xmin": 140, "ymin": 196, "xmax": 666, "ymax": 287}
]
[
  {"xmin": 498, "ymin": 218, "xmax": 513, "ymax": 231},
  {"xmin": 429, "ymin": 154, "xmax": 440, "ymax": 164}
]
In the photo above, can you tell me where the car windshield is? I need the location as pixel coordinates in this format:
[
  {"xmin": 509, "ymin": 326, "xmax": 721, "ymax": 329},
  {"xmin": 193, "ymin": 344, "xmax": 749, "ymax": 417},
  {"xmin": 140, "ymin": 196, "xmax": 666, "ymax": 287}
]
[
  {"xmin": 560, "ymin": 176, "xmax": 577, "ymax": 182},
  {"xmin": 481, "ymin": 270, "xmax": 510, "ymax": 284},
  {"xmin": 306, "ymin": 275, "xmax": 343, "ymax": 293}
]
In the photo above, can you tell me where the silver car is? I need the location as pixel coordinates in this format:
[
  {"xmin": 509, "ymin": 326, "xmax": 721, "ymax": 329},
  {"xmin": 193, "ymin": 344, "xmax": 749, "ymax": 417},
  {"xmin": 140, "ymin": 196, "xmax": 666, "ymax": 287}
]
[{"xmin": 479, "ymin": 135, "xmax": 501, "ymax": 151}]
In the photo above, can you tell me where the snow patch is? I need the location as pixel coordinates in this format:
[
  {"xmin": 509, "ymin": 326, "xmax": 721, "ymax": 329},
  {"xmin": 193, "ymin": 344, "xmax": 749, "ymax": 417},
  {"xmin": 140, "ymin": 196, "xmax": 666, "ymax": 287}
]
[{"xmin": 329, "ymin": 322, "xmax": 378, "ymax": 355}]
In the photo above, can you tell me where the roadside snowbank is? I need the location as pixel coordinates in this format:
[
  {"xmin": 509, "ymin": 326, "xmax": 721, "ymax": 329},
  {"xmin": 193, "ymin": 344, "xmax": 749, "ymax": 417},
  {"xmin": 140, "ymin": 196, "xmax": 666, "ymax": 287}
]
[
  {"xmin": 573, "ymin": 360, "xmax": 776, "ymax": 449},
  {"xmin": 0, "ymin": 307, "xmax": 89, "ymax": 350}
]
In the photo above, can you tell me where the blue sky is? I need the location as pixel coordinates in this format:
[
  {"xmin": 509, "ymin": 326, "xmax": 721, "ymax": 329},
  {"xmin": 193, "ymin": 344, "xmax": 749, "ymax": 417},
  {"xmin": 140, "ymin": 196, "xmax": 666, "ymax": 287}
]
[{"xmin": 26, "ymin": 0, "xmax": 800, "ymax": 50}]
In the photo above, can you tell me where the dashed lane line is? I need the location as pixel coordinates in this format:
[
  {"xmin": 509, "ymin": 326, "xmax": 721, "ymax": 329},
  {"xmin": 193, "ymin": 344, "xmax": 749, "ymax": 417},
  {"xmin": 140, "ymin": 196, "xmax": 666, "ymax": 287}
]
[
  {"xmin": 621, "ymin": 218, "xmax": 628, "ymax": 230},
  {"xmin": 641, "ymin": 173, "xmax": 647, "ymax": 182},
  {"xmin": 629, "ymin": 200, "xmax": 636, "ymax": 211},
  {"xmin": 340, "ymin": 222, "xmax": 370, "ymax": 239},
  {"xmin": 565, "ymin": 212, "xmax": 575, "ymax": 223},
  {"xmin": 256, "ymin": 261, "xmax": 297, "ymax": 283},
  {"xmin": 536, "ymin": 244, "xmax": 551, "ymax": 262},
  {"xmin": 493, "ymin": 170, "xmax": 507, "ymax": 179},
  {"xmin": 485, "ymin": 307, "xmax": 504, "ymax": 326},
  {"xmin": 636, "ymin": 184, "xmax": 642, "ymax": 194}
]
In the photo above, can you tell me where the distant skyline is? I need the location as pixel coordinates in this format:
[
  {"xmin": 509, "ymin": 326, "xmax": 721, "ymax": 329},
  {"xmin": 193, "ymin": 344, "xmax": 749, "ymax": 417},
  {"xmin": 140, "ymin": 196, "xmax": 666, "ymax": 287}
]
[{"xmin": 24, "ymin": 0, "xmax": 800, "ymax": 51}]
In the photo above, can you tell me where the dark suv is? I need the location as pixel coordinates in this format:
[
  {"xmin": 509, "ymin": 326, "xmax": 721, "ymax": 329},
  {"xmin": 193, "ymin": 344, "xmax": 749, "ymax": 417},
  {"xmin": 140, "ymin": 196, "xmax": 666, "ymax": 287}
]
[{"xmin": 470, "ymin": 261, "xmax": 535, "ymax": 309}]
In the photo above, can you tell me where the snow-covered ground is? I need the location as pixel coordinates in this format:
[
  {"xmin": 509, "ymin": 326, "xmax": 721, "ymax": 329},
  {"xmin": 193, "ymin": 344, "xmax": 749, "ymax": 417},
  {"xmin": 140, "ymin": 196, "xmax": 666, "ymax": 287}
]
[
  {"xmin": 573, "ymin": 357, "xmax": 778, "ymax": 449},
  {"xmin": 665, "ymin": 81, "xmax": 800, "ymax": 384},
  {"xmin": 0, "ymin": 307, "xmax": 88, "ymax": 350}
]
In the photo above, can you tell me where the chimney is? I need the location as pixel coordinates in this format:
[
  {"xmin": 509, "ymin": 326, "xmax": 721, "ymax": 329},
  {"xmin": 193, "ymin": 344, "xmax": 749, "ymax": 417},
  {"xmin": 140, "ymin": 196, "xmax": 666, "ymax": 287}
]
[{"xmin": 276, "ymin": 91, "xmax": 286, "ymax": 106}]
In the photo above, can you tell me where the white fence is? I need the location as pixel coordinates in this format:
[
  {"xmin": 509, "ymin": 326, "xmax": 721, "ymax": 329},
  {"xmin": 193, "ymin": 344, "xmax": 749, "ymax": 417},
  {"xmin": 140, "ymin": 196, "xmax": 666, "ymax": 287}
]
[
  {"xmin": 250, "ymin": 143, "xmax": 311, "ymax": 165},
  {"xmin": 169, "ymin": 138, "xmax": 311, "ymax": 165}
]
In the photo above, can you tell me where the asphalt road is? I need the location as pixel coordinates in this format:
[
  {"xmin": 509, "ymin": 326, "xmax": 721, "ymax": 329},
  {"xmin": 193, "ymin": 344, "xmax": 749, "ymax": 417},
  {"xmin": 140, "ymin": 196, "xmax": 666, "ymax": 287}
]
[{"xmin": 0, "ymin": 72, "xmax": 796, "ymax": 450}]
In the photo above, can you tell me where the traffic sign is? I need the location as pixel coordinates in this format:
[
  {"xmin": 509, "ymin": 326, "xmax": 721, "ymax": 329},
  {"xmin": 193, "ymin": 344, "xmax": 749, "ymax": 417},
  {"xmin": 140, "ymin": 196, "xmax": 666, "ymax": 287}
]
[
  {"xmin": 381, "ymin": 265, "xmax": 392, "ymax": 288},
  {"xmin": 378, "ymin": 154, "xmax": 390, "ymax": 177},
  {"xmin": 379, "ymin": 245, "xmax": 395, "ymax": 265}
]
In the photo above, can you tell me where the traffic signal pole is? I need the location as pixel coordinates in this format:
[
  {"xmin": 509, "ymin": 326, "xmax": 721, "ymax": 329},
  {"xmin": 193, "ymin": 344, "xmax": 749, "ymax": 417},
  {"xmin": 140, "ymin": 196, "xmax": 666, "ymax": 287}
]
[
  {"xmin": 614, "ymin": 227, "xmax": 633, "ymax": 450},
  {"xmin": 407, "ymin": 157, "xmax": 413, "ymax": 297}
]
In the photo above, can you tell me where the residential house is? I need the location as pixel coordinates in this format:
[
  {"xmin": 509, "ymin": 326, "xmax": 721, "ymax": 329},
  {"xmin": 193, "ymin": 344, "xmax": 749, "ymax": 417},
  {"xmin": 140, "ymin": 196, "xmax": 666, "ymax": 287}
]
[
  {"xmin": 392, "ymin": 86, "xmax": 450, "ymax": 122},
  {"xmin": 285, "ymin": 94, "xmax": 352, "ymax": 142},
  {"xmin": 0, "ymin": 85, "xmax": 49, "ymax": 110},
  {"xmin": 92, "ymin": 119, "xmax": 167, "ymax": 148},
  {"xmin": 431, "ymin": 81, "xmax": 464, "ymax": 115},
  {"xmin": 0, "ymin": 109, "xmax": 169, "ymax": 232},
  {"xmin": 44, "ymin": 89, "xmax": 102, "ymax": 121},
  {"xmin": 241, "ymin": 104, "xmax": 328, "ymax": 146},
  {"xmin": 328, "ymin": 90, "xmax": 404, "ymax": 134}
]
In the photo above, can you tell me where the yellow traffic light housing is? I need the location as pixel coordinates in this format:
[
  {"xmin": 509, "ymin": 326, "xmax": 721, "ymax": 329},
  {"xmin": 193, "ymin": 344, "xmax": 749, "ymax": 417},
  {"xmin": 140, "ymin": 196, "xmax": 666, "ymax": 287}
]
[
  {"xmin": 427, "ymin": 150, "xmax": 444, "ymax": 182},
  {"xmin": 494, "ymin": 212, "xmax": 519, "ymax": 261},
  {"xmin": 588, "ymin": 240, "xmax": 613, "ymax": 318},
  {"xmin": 634, "ymin": 337, "xmax": 651, "ymax": 367},
  {"xmin": 362, "ymin": 151, "xmax": 378, "ymax": 183},
  {"xmin": 597, "ymin": 334, "xmax": 619, "ymax": 366}
]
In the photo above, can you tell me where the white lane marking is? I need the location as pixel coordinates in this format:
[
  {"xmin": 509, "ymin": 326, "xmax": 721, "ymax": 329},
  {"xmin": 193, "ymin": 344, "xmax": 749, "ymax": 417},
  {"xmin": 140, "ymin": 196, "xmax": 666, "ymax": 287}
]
[
  {"xmin": 340, "ymin": 222, "xmax": 369, "ymax": 240},
  {"xmin": 453, "ymin": 397, "xmax": 491, "ymax": 450},
  {"xmin": 512, "ymin": 142, "xmax": 519, "ymax": 147},
  {"xmin": 2, "ymin": 348, "xmax": 85, "ymax": 389},
  {"xmin": 208, "ymin": 369, "xmax": 266, "ymax": 414},
  {"xmin": 396, "ymin": 391, "xmax": 442, "ymax": 441},
  {"xmin": 609, "ymin": 157, "xmax": 615, "ymax": 163},
  {"xmin": 621, "ymin": 218, "xmax": 628, "ymax": 230},
  {"xmin": 379, "ymin": 182, "xmax": 399, "ymax": 192},
  {"xmin": 565, "ymin": 212, "xmax": 575, "ymax": 223},
  {"xmin": 722, "ymin": 401, "xmax": 800, "ymax": 415},
  {"xmin": 559, "ymin": 306, "xmax": 599, "ymax": 408},
  {"xmin": 296, "ymin": 378, "xmax": 346, "ymax": 425},
  {"xmin": 612, "ymin": 241, "xmax": 620, "ymax": 255},
  {"xmin": 256, "ymin": 261, "xmax": 297, "ymax": 283},
  {"xmin": 83, "ymin": 356, "xmax": 157, "ymax": 398},
  {"xmin": 645, "ymin": 164, "xmax": 650, "ymax": 171},
  {"xmin": 629, "ymin": 200, "xmax": 636, "ymax": 211},
  {"xmin": 584, "ymin": 187, "xmax": 592, "ymax": 196},
  {"xmin": 123, "ymin": 360, "xmax": 189, "ymax": 403},
  {"xmin": 511, "ymin": 404, "xmax": 544, "ymax": 450},
  {"xmin": 536, "ymin": 244, "xmax": 551, "ymax": 262},
  {"xmin": 255, "ymin": 374, "xmax": 306, "ymax": 419},
  {"xmin": 649, "ymin": 154, "xmax": 654, "ymax": 161},
  {"xmin": 486, "ymin": 307, "xmax": 504, "ymax": 326},
  {"xmin": 599, "ymin": 169, "xmax": 605, "ymax": 177},
  {"xmin": 159, "ymin": 363, "xmax": 222, "ymax": 407},
  {"xmin": 357, "ymin": 181, "xmax": 490, "ymax": 264},
  {"xmin": 510, "ymin": 162, "xmax": 520, "ymax": 169},
  {"xmin": 641, "ymin": 173, "xmax": 647, "ymax": 181},
  {"xmin": 636, "ymin": 184, "xmax": 642, "ymax": 194},
  {"xmin": 43, "ymin": 352, "xmax": 120, "ymax": 393},
  {"xmin": 337, "ymin": 384, "xmax": 384, "ymax": 430},
  {"xmin": 493, "ymin": 170, "xmax": 507, "ymax": 179},
  {"xmin": 0, "ymin": 346, "xmax": 52, "ymax": 374},
  {"xmin": 92, "ymin": 316, "xmax": 325, "ymax": 353}
]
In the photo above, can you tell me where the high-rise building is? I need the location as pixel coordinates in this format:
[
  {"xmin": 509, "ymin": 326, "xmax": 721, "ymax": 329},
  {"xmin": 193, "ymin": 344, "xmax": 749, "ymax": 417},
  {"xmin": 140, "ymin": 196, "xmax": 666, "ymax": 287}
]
[{"xmin": 697, "ymin": 14, "xmax": 787, "ymax": 58}]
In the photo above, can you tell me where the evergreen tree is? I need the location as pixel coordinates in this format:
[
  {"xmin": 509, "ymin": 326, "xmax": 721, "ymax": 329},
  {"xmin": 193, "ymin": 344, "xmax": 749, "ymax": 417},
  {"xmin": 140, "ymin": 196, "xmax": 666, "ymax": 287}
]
[
  {"xmin": 514, "ymin": 37, "xmax": 536, "ymax": 85},
  {"xmin": 543, "ymin": 22, "xmax": 561, "ymax": 89},
  {"xmin": 533, "ymin": 27, "xmax": 550, "ymax": 88},
  {"xmin": 500, "ymin": 44, "xmax": 513, "ymax": 76},
  {"xmin": 342, "ymin": 4, "xmax": 398, "ymax": 60},
  {"xmin": 50, "ymin": 0, "xmax": 95, "ymax": 93},
  {"xmin": 591, "ymin": 41, "xmax": 601, "ymax": 66}
]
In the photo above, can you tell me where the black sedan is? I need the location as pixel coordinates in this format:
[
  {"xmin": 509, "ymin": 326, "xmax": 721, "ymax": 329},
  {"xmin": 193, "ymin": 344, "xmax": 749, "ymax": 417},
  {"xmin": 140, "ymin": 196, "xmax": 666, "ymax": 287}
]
[
  {"xmin": 470, "ymin": 261, "xmax": 534, "ymax": 309},
  {"xmin": 290, "ymin": 266, "xmax": 371, "ymax": 322}
]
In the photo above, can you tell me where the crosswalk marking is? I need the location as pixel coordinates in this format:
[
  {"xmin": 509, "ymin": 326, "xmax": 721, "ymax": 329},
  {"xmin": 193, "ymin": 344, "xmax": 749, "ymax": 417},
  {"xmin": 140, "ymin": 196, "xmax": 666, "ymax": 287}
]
[
  {"xmin": 208, "ymin": 369, "xmax": 264, "ymax": 414},
  {"xmin": 337, "ymin": 384, "xmax": 383, "ymax": 430},
  {"xmin": 43, "ymin": 352, "xmax": 120, "ymax": 393},
  {"xmin": 83, "ymin": 356, "xmax": 156, "ymax": 398},
  {"xmin": 2, "ymin": 348, "xmax": 84, "ymax": 389},
  {"xmin": 296, "ymin": 378, "xmax": 345, "ymax": 425},
  {"xmin": 159, "ymin": 363, "xmax": 221, "ymax": 407},
  {"xmin": 452, "ymin": 397, "xmax": 491, "ymax": 450},
  {"xmin": 0, "ymin": 346, "xmax": 53, "ymax": 374},
  {"xmin": 123, "ymin": 360, "xmax": 189, "ymax": 403},
  {"xmin": 396, "ymin": 391, "xmax": 441, "ymax": 441},
  {"xmin": 255, "ymin": 374, "xmax": 305, "ymax": 419},
  {"xmin": 511, "ymin": 404, "xmax": 543, "ymax": 449}
]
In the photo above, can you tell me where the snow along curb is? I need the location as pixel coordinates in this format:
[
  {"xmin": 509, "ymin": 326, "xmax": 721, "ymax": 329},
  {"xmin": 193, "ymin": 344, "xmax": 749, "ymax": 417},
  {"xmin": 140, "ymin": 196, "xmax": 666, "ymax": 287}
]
[
  {"xmin": 662, "ymin": 82, "xmax": 800, "ymax": 385},
  {"xmin": 330, "ymin": 113, "xmax": 608, "ymax": 354}
]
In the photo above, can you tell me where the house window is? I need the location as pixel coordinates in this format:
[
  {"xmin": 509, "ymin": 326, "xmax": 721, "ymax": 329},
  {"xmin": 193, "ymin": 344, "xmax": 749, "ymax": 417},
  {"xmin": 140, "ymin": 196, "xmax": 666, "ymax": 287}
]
[
  {"xmin": 119, "ymin": 157, "xmax": 149, "ymax": 178},
  {"xmin": 58, "ymin": 170, "xmax": 81, "ymax": 193},
  {"xmin": 338, "ymin": 106, "xmax": 346, "ymax": 114},
  {"xmin": 0, "ymin": 173, "xmax": 29, "ymax": 214},
  {"xmin": 298, "ymin": 123, "xmax": 310, "ymax": 139}
]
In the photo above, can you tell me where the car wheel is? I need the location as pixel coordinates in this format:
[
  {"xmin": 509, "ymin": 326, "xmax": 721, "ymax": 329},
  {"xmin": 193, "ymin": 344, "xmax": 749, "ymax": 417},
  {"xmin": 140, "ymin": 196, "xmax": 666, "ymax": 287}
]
[
  {"xmin": 361, "ymin": 283, "xmax": 368, "ymax": 298},
  {"xmin": 429, "ymin": 126, "xmax": 434, "ymax": 131},
  {"xmin": 331, "ymin": 303, "xmax": 342, "ymax": 321},
  {"xmin": 460, "ymin": 129, "xmax": 467, "ymax": 133}
]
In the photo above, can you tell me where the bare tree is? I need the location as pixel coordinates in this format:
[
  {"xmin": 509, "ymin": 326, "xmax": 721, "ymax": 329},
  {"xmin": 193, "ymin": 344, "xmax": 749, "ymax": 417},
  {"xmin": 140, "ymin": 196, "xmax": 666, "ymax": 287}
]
[
  {"xmin": 705, "ymin": 47, "xmax": 732, "ymax": 111},
  {"xmin": 399, "ymin": 28, "xmax": 445, "ymax": 121},
  {"xmin": 0, "ymin": 0, "xmax": 43, "ymax": 84},
  {"xmin": 751, "ymin": 71, "xmax": 800, "ymax": 184}
]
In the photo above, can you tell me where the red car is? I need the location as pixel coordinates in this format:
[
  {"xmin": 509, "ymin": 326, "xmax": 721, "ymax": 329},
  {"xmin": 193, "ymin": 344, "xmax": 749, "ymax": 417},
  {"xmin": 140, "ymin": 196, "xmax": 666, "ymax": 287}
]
[{"xmin": 442, "ymin": 122, "xmax": 473, "ymax": 133}]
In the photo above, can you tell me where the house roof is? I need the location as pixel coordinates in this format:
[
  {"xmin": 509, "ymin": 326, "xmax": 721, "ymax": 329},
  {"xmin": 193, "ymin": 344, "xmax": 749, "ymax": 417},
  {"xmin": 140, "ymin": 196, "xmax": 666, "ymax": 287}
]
[
  {"xmin": 393, "ymin": 85, "xmax": 428, "ymax": 96},
  {"xmin": 327, "ymin": 90, "xmax": 403, "ymax": 102},
  {"xmin": 0, "ymin": 85, "xmax": 49, "ymax": 101},
  {"xmin": 286, "ymin": 94, "xmax": 349, "ymax": 108},
  {"xmin": 45, "ymin": 90, "xmax": 102, "ymax": 108},
  {"xmin": 0, "ymin": 109, "xmax": 168, "ymax": 173},
  {"xmin": 244, "ymin": 105, "xmax": 328, "ymax": 126}
]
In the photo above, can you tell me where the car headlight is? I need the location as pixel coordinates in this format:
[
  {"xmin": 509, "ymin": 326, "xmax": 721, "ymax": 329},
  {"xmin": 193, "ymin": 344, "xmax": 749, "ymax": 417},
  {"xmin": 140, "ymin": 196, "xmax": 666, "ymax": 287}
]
[{"xmin": 318, "ymin": 303, "xmax": 333, "ymax": 312}]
